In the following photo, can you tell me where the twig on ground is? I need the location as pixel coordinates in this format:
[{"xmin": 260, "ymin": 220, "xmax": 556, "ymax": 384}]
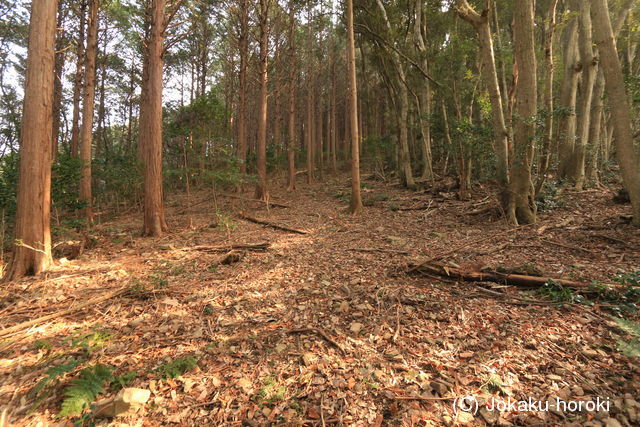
[{"xmin": 288, "ymin": 327, "xmax": 346, "ymax": 355}]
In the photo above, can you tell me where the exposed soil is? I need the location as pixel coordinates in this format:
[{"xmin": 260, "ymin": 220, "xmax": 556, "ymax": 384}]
[{"xmin": 1, "ymin": 175, "xmax": 639, "ymax": 426}]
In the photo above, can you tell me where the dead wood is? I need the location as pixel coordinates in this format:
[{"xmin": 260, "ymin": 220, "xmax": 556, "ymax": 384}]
[
  {"xmin": 540, "ymin": 239, "xmax": 597, "ymax": 255},
  {"xmin": 407, "ymin": 223, "xmax": 536, "ymax": 273},
  {"xmin": 289, "ymin": 327, "xmax": 346, "ymax": 355},
  {"xmin": 0, "ymin": 287, "xmax": 127, "ymax": 338},
  {"xmin": 410, "ymin": 262, "xmax": 624, "ymax": 291},
  {"xmin": 193, "ymin": 242, "xmax": 271, "ymax": 253},
  {"xmin": 237, "ymin": 212, "xmax": 308, "ymax": 234},
  {"xmin": 220, "ymin": 193, "xmax": 289, "ymax": 208},
  {"xmin": 346, "ymin": 247, "xmax": 409, "ymax": 255}
]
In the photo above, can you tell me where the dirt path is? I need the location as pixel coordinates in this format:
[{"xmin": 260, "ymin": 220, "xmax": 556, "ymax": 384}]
[{"xmin": 1, "ymin": 176, "xmax": 639, "ymax": 426}]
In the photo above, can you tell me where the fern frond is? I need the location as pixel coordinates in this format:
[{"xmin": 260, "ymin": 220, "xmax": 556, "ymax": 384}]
[
  {"xmin": 58, "ymin": 364, "xmax": 113, "ymax": 418},
  {"xmin": 32, "ymin": 359, "xmax": 81, "ymax": 397}
]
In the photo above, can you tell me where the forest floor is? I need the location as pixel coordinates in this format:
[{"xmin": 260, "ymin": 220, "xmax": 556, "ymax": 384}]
[{"xmin": 1, "ymin": 173, "xmax": 639, "ymax": 426}]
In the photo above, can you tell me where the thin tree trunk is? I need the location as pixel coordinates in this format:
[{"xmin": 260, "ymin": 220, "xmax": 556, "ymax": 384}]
[
  {"xmin": 535, "ymin": 0, "xmax": 559, "ymax": 196},
  {"xmin": 375, "ymin": 0, "xmax": 415, "ymax": 189},
  {"xmin": 254, "ymin": 0, "xmax": 269, "ymax": 201},
  {"xmin": 70, "ymin": 0, "xmax": 87, "ymax": 158},
  {"xmin": 591, "ymin": 0, "xmax": 640, "ymax": 225},
  {"xmin": 6, "ymin": 0, "xmax": 57, "ymax": 280},
  {"xmin": 52, "ymin": 0, "xmax": 65, "ymax": 160},
  {"xmin": 237, "ymin": 0, "xmax": 249, "ymax": 175},
  {"xmin": 558, "ymin": 6, "xmax": 581, "ymax": 179},
  {"xmin": 509, "ymin": 0, "xmax": 537, "ymax": 224},
  {"xmin": 571, "ymin": 1, "xmax": 598, "ymax": 189},
  {"xmin": 79, "ymin": 0, "xmax": 99, "ymax": 224},
  {"xmin": 456, "ymin": 0, "xmax": 510, "ymax": 206},
  {"xmin": 286, "ymin": 2, "xmax": 296, "ymax": 191},
  {"xmin": 347, "ymin": 0, "xmax": 362, "ymax": 214},
  {"xmin": 414, "ymin": 0, "xmax": 433, "ymax": 181}
]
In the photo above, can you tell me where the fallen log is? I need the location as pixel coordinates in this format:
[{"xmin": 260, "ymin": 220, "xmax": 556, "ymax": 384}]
[
  {"xmin": 220, "ymin": 193, "xmax": 289, "ymax": 208},
  {"xmin": 193, "ymin": 242, "xmax": 271, "ymax": 253},
  {"xmin": 237, "ymin": 212, "xmax": 308, "ymax": 235},
  {"xmin": 409, "ymin": 262, "xmax": 623, "ymax": 291}
]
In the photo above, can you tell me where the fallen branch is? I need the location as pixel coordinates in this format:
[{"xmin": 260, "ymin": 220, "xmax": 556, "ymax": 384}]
[
  {"xmin": 346, "ymin": 247, "xmax": 409, "ymax": 255},
  {"xmin": 192, "ymin": 242, "xmax": 271, "ymax": 253},
  {"xmin": 407, "ymin": 223, "xmax": 536, "ymax": 273},
  {"xmin": 237, "ymin": 212, "xmax": 308, "ymax": 235},
  {"xmin": 0, "ymin": 287, "xmax": 127, "ymax": 338},
  {"xmin": 410, "ymin": 262, "xmax": 622, "ymax": 291},
  {"xmin": 540, "ymin": 239, "xmax": 597, "ymax": 255},
  {"xmin": 220, "ymin": 193, "xmax": 289, "ymax": 209},
  {"xmin": 289, "ymin": 327, "xmax": 346, "ymax": 355}
]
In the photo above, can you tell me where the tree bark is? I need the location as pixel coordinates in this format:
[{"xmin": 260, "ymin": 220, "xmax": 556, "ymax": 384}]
[
  {"xmin": 375, "ymin": 0, "xmax": 414, "ymax": 189},
  {"xmin": 535, "ymin": 0, "xmax": 559, "ymax": 196},
  {"xmin": 509, "ymin": 0, "xmax": 537, "ymax": 224},
  {"xmin": 571, "ymin": 1, "xmax": 598, "ymax": 189},
  {"xmin": 347, "ymin": 0, "xmax": 363, "ymax": 214},
  {"xmin": 70, "ymin": 0, "xmax": 87, "ymax": 158},
  {"xmin": 558, "ymin": 8, "xmax": 581, "ymax": 179},
  {"xmin": 414, "ymin": 0, "xmax": 433, "ymax": 181},
  {"xmin": 52, "ymin": 0, "xmax": 66, "ymax": 160},
  {"xmin": 79, "ymin": 0, "xmax": 99, "ymax": 224},
  {"xmin": 254, "ymin": 0, "xmax": 269, "ymax": 201},
  {"xmin": 591, "ymin": 0, "xmax": 640, "ymax": 225},
  {"xmin": 6, "ymin": 0, "xmax": 58, "ymax": 280},
  {"xmin": 455, "ymin": 0, "xmax": 510, "ymax": 207},
  {"xmin": 286, "ymin": 2, "xmax": 296, "ymax": 191},
  {"xmin": 139, "ymin": 0, "xmax": 168, "ymax": 236},
  {"xmin": 237, "ymin": 0, "xmax": 249, "ymax": 175}
]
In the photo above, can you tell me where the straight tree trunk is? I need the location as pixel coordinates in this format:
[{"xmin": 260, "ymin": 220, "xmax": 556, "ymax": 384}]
[
  {"xmin": 375, "ymin": 0, "xmax": 414, "ymax": 189},
  {"xmin": 347, "ymin": 0, "xmax": 363, "ymax": 214},
  {"xmin": 571, "ymin": 1, "xmax": 598, "ymax": 189},
  {"xmin": 237, "ymin": 0, "xmax": 249, "ymax": 175},
  {"xmin": 456, "ymin": 0, "xmax": 510, "ymax": 206},
  {"xmin": 305, "ymin": 6, "xmax": 315, "ymax": 184},
  {"xmin": 139, "ymin": 0, "xmax": 168, "ymax": 236},
  {"xmin": 52, "ymin": 0, "xmax": 66, "ymax": 160},
  {"xmin": 6, "ymin": 0, "xmax": 58, "ymax": 280},
  {"xmin": 254, "ymin": 0, "xmax": 269, "ymax": 201},
  {"xmin": 414, "ymin": 0, "xmax": 433, "ymax": 181},
  {"xmin": 591, "ymin": 0, "xmax": 640, "ymax": 225},
  {"xmin": 79, "ymin": 0, "xmax": 99, "ymax": 224},
  {"xmin": 535, "ymin": 0, "xmax": 559, "ymax": 196},
  {"xmin": 558, "ymin": 7, "xmax": 581, "ymax": 179},
  {"xmin": 286, "ymin": 2, "xmax": 296, "ymax": 191},
  {"xmin": 70, "ymin": 0, "xmax": 87, "ymax": 158},
  {"xmin": 509, "ymin": 0, "xmax": 537, "ymax": 224}
]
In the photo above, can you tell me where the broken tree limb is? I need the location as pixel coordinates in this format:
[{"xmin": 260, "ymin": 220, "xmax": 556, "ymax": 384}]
[
  {"xmin": 237, "ymin": 212, "xmax": 308, "ymax": 235},
  {"xmin": 220, "ymin": 193, "xmax": 289, "ymax": 208},
  {"xmin": 409, "ymin": 262, "xmax": 624, "ymax": 291},
  {"xmin": 192, "ymin": 242, "xmax": 271, "ymax": 253},
  {"xmin": 0, "ymin": 286, "xmax": 127, "ymax": 338}
]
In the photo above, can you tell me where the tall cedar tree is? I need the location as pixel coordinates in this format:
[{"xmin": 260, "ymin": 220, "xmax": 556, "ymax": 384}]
[{"xmin": 6, "ymin": 0, "xmax": 58, "ymax": 280}]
